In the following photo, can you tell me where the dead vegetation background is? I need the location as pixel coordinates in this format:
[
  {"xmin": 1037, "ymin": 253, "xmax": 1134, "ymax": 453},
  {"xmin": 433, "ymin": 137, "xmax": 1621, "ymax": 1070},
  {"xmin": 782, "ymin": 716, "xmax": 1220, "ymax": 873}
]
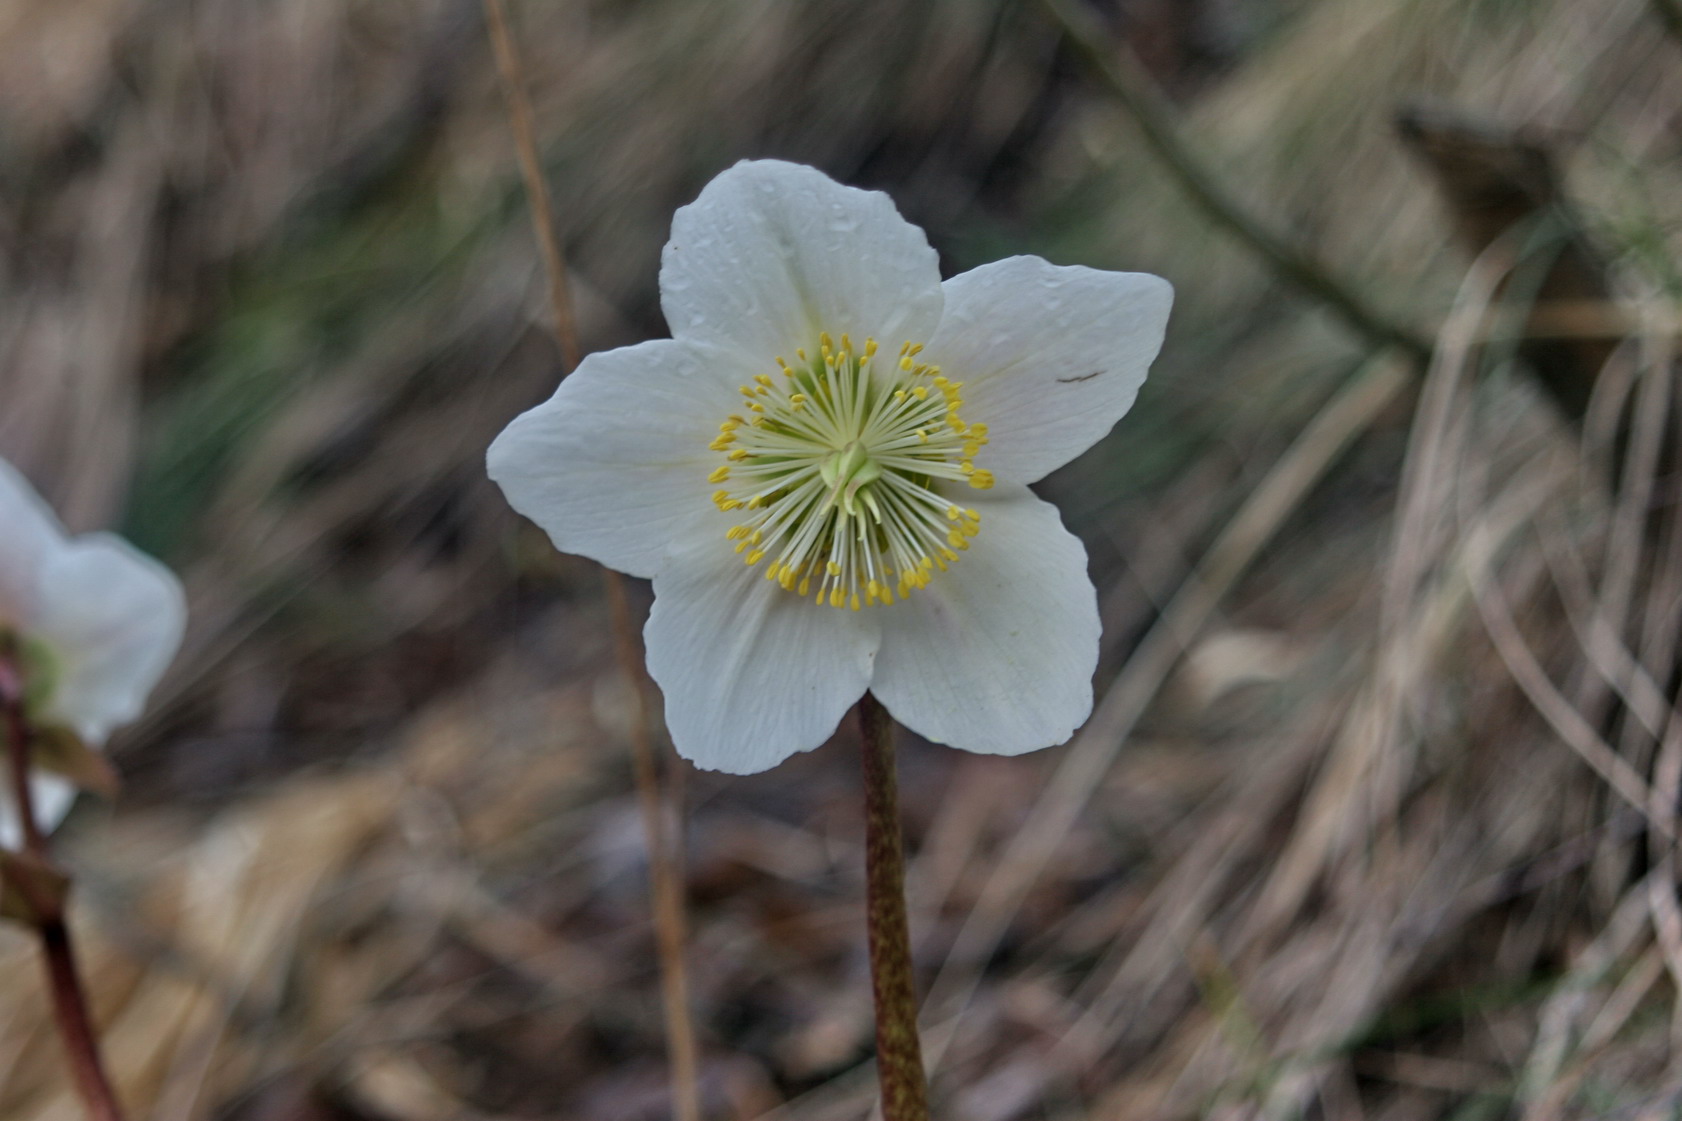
[{"xmin": 1, "ymin": 0, "xmax": 1681, "ymax": 1117}]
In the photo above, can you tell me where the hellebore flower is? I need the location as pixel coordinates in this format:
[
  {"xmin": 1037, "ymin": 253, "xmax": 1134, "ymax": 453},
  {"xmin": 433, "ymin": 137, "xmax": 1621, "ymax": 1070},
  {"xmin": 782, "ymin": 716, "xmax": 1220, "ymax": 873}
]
[
  {"xmin": 0, "ymin": 458, "xmax": 186, "ymax": 847},
  {"xmin": 489, "ymin": 160, "xmax": 1171, "ymax": 773}
]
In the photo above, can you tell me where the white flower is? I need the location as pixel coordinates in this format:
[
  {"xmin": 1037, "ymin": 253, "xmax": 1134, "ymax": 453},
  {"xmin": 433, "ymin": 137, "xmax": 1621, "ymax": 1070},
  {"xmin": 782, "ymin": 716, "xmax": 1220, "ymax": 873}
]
[
  {"xmin": 0, "ymin": 458, "xmax": 186, "ymax": 847},
  {"xmin": 488, "ymin": 160, "xmax": 1171, "ymax": 774}
]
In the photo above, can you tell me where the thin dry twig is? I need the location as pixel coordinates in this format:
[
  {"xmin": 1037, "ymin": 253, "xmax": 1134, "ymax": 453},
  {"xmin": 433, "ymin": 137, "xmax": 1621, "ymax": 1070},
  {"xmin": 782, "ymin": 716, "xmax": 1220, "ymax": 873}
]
[
  {"xmin": 480, "ymin": 2, "xmax": 701, "ymax": 1118},
  {"xmin": 483, "ymin": 0, "xmax": 579, "ymax": 373}
]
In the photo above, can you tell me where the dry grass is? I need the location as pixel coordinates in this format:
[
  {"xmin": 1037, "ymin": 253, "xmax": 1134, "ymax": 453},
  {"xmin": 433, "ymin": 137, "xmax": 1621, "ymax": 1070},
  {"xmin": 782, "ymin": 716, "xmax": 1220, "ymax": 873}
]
[{"xmin": 2, "ymin": 0, "xmax": 1682, "ymax": 1118}]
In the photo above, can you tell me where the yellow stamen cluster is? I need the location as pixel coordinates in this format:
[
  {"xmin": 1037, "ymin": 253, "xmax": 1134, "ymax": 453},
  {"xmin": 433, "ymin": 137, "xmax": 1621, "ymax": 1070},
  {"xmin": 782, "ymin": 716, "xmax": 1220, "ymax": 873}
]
[{"xmin": 706, "ymin": 333, "xmax": 993, "ymax": 609}]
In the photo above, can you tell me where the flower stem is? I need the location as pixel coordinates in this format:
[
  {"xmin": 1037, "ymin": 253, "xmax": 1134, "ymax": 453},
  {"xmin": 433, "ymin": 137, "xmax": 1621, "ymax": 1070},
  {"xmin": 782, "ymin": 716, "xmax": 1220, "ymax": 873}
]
[
  {"xmin": 0, "ymin": 657, "xmax": 127, "ymax": 1121},
  {"xmin": 857, "ymin": 692, "xmax": 930, "ymax": 1121}
]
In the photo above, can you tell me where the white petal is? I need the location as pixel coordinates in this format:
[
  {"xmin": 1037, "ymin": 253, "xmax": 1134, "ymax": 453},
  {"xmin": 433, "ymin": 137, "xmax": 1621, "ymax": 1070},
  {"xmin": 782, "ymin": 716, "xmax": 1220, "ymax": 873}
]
[
  {"xmin": 33, "ymin": 534, "xmax": 186, "ymax": 744},
  {"xmin": 0, "ymin": 773, "xmax": 77, "ymax": 852},
  {"xmin": 660, "ymin": 160, "xmax": 943, "ymax": 365},
  {"xmin": 926, "ymin": 257, "xmax": 1172, "ymax": 483},
  {"xmin": 871, "ymin": 485, "xmax": 1098, "ymax": 754},
  {"xmin": 0, "ymin": 458, "xmax": 69, "ymax": 629},
  {"xmin": 488, "ymin": 339, "xmax": 745, "ymax": 580},
  {"xmin": 645, "ymin": 538, "xmax": 881, "ymax": 774}
]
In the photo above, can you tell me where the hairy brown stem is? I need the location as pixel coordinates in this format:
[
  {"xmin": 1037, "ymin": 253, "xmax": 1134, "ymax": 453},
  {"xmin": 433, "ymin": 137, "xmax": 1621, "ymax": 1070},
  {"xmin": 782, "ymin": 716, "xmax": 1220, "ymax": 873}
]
[
  {"xmin": 858, "ymin": 693, "xmax": 930, "ymax": 1121},
  {"xmin": 0, "ymin": 658, "xmax": 126, "ymax": 1121},
  {"xmin": 480, "ymin": 3, "xmax": 702, "ymax": 1118}
]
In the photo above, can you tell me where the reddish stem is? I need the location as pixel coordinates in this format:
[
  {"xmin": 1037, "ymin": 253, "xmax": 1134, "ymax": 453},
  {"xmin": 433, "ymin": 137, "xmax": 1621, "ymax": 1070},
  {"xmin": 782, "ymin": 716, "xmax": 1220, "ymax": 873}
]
[
  {"xmin": 0, "ymin": 654, "xmax": 127, "ymax": 1121},
  {"xmin": 858, "ymin": 692, "xmax": 930, "ymax": 1121}
]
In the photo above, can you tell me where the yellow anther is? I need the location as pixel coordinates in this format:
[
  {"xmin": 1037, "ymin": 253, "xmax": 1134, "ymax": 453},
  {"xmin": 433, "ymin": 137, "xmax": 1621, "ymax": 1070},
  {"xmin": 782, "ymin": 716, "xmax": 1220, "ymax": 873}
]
[
  {"xmin": 912, "ymin": 385, "xmax": 929, "ymax": 400},
  {"xmin": 728, "ymin": 448, "xmax": 749, "ymax": 461},
  {"xmin": 790, "ymin": 393, "xmax": 807, "ymax": 404},
  {"xmin": 830, "ymin": 587, "xmax": 845, "ymax": 608},
  {"xmin": 798, "ymin": 576, "xmax": 811, "ymax": 596},
  {"xmin": 840, "ymin": 333, "xmax": 852, "ymax": 353},
  {"xmin": 755, "ymin": 373, "xmax": 774, "ymax": 388},
  {"xmin": 726, "ymin": 525, "xmax": 748, "ymax": 540},
  {"xmin": 932, "ymin": 375, "xmax": 949, "ymax": 388},
  {"xmin": 746, "ymin": 549, "xmax": 765, "ymax": 565},
  {"xmin": 907, "ymin": 343, "xmax": 923, "ymax": 356},
  {"xmin": 749, "ymin": 530, "xmax": 762, "ymax": 544},
  {"xmin": 850, "ymin": 592, "xmax": 861, "ymax": 611},
  {"xmin": 880, "ymin": 585, "xmax": 894, "ymax": 605},
  {"xmin": 740, "ymin": 385, "xmax": 757, "ymax": 398},
  {"xmin": 899, "ymin": 356, "xmax": 914, "ymax": 371},
  {"xmin": 747, "ymin": 495, "xmax": 765, "ymax": 509},
  {"xmin": 965, "ymin": 508, "xmax": 979, "ymax": 520},
  {"xmin": 748, "ymin": 402, "xmax": 765, "ymax": 412},
  {"xmin": 916, "ymin": 429, "xmax": 929, "ymax": 444},
  {"xmin": 781, "ymin": 567, "xmax": 796, "ymax": 590},
  {"xmin": 820, "ymin": 332, "xmax": 834, "ymax": 349},
  {"xmin": 708, "ymin": 465, "xmax": 730, "ymax": 483},
  {"xmin": 968, "ymin": 470, "xmax": 995, "ymax": 490},
  {"xmin": 960, "ymin": 462, "xmax": 975, "ymax": 475},
  {"xmin": 827, "ymin": 561, "xmax": 841, "ymax": 576}
]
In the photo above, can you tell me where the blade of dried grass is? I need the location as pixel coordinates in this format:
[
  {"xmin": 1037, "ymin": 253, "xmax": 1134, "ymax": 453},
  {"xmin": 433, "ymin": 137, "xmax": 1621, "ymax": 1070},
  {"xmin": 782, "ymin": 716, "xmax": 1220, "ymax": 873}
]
[
  {"xmin": 919, "ymin": 349, "xmax": 1412, "ymax": 1073},
  {"xmin": 1518, "ymin": 870, "xmax": 1656, "ymax": 1117},
  {"xmin": 1536, "ymin": 522, "xmax": 1671, "ymax": 743},
  {"xmin": 1245, "ymin": 244, "xmax": 1509, "ymax": 942},
  {"xmin": 1470, "ymin": 533, "xmax": 1668, "ymax": 837},
  {"xmin": 480, "ymin": 3, "xmax": 700, "ymax": 1119}
]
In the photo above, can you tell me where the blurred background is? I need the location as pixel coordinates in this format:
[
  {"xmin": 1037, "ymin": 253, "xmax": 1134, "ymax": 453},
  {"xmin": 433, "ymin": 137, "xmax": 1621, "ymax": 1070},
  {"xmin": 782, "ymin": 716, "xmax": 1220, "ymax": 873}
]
[{"xmin": 2, "ymin": 0, "xmax": 1681, "ymax": 1117}]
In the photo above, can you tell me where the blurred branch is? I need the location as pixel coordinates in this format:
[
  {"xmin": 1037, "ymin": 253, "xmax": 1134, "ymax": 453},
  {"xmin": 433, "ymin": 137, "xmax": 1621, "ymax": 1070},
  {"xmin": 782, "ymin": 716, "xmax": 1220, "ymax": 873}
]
[
  {"xmin": 1652, "ymin": 0, "xmax": 1682, "ymax": 42},
  {"xmin": 1040, "ymin": 0, "xmax": 1430, "ymax": 365},
  {"xmin": 1395, "ymin": 105, "xmax": 1616, "ymax": 425},
  {"xmin": 480, "ymin": 4, "xmax": 702, "ymax": 1120}
]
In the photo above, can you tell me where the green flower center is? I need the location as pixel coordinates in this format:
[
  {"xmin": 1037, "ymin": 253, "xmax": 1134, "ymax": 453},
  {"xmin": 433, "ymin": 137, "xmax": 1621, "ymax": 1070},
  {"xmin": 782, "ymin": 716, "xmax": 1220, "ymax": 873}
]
[{"xmin": 706, "ymin": 333, "xmax": 994, "ymax": 610}]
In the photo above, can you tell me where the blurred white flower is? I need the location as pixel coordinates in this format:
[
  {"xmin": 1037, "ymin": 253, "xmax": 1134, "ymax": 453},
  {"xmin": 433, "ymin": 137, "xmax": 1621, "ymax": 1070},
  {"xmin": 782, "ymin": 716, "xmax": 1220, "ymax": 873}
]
[
  {"xmin": 0, "ymin": 458, "xmax": 186, "ymax": 847},
  {"xmin": 489, "ymin": 159, "xmax": 1171, "ymax": 773}
]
